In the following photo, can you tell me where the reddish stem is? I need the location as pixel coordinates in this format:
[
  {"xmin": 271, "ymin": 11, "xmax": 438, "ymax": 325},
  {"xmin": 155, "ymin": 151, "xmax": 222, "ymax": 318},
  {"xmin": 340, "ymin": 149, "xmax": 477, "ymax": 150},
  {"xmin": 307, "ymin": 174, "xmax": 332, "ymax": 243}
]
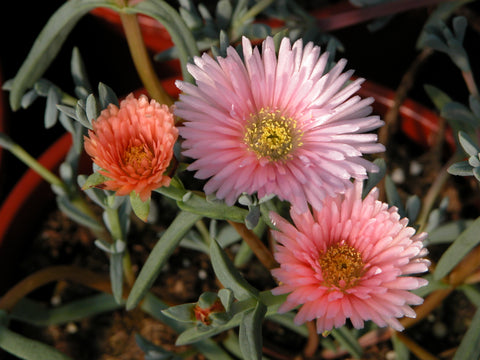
[
  {"xmin": 315, "ymin": 0, "xmax": 454, "ymax": 31},
  {"xmin": 0, "ymin": 266, "xmax": 114, "ymax": 312}
]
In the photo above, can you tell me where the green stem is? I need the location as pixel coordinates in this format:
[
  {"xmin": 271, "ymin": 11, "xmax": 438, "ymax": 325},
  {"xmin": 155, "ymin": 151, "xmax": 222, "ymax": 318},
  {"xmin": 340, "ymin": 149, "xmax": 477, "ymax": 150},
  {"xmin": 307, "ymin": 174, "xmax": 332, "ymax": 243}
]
[
  {"xmin": 195, "ymin": 219, "xmax": 211, "ymax": 245},
  {"xmin": 119, "ymin": 11, "xmax": 173, "ymax": 106},
  {"xmin": 105, "ymin": 207, "xmax": 136, "ymax": 288},
  {"xmin": 105, "ymin": 207, "xmax": 124, "ymax": 241},
  {"xmin": 462, "ymin": 70, "xmax": 479, "ymax": 98},
  {"xmin": 232, "ymin": 0, "xmax": 275, "ymax": 38},
  {"xmin": 417, "ymin": 152, "xmax": 462, "ymax": 233},
  {"xmin": 239, "ymin": 0, "xmax": 274, "ymax": 24},
  {"xmin": 61, "ymin": 93, "xmax": 78, "ymax": 107},
  {"xmin": 3, "ymin": 137, "xmax": 66, "ymax": 191}
]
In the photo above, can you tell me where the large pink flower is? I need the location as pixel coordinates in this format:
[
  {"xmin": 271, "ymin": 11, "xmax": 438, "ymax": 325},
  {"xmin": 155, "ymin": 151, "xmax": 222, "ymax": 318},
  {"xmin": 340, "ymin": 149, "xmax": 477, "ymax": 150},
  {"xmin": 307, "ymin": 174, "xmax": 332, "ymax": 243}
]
[
  {"xmin": 175, "ymin": 36, "xmax": 385, "ymax": 213},
  {"xmin": 84, "ymin": 94, "xmax": 178, "ymax": 201},
  {"xmin": 270, "ymin": 181, "xmax": 430, "ymax": 333}
]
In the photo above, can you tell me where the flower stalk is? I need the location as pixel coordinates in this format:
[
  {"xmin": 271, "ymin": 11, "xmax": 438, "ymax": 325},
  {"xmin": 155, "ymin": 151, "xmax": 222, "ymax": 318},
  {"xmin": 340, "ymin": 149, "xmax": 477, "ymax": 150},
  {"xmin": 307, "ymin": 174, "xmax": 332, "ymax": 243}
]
[
  {"xmin": 1, "ymin": 135, "xmax": 66, "ymax": 192},
  {"xmin": 119, "ymin": 12, "xmax": 173, "ymax": 106},
  {"xmin": 0, "ymin": 266, "xmax": 113, "ymax": 312},
  {"xmin": 228, "ymin": 220, "xmax": 278, "ymax": 270}
]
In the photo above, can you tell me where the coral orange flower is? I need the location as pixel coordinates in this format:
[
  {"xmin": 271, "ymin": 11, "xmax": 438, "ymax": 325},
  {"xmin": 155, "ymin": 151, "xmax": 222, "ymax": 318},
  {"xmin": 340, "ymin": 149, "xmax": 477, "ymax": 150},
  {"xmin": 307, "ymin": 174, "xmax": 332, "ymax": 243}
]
[
  {"xmin": 270, "ymin": 181, "xmax": 430, "ymax": 333},
  {"xmin": 84, "ymin": 94, "xmax": 178, "ymax": 201},
  {"xmin": 175, "ymin": 36, "xmax": 385, "ymax": 213}
]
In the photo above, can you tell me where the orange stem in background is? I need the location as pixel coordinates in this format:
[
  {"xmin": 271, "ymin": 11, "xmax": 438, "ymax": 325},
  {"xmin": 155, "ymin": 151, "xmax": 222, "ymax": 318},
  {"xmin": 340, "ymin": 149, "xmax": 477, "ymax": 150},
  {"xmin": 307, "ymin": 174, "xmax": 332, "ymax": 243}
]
[
  {"xmin": 395, "ymin": 332, "xmax": 439, "ymax": 360},
  {"xmin": 228, "ymin": 221, "xmax": 278, "ymax": 270},
  {"xmin": 315, "ymin": 0, "xmax": 454, "ymax": 31},
  {"xmin": 448, "ymin": 243, "xmax": 480, "ymax": 287},
  {"xmin": 399, "ymin": 288, "xmax": 453, "ymax": 329},
  {"xmin": 119, "ymin": 11, "xmax": 173, "ymax": 106},
  {"xmin": 0, "ymin": 266, "xmax": 114, "ymax": 312},
  {"xmin": 303, "ymin": 321, "xmax": 319, "ymax": 358}
]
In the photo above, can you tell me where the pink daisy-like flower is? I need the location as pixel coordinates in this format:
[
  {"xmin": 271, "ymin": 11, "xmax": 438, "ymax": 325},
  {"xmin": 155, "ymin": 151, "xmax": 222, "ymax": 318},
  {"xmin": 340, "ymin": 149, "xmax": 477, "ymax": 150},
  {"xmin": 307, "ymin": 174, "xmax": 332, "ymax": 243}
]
[
  {"xmin": 175, "ymin": 36, "xmax": 385, "ymax": 212},
  {"xmin": 84, "ymin": 94, "xmax": 178, "ymax": 201},
  {"xmin": 270, "ymin": 181, "xmax": 430, "ymax": 333}
]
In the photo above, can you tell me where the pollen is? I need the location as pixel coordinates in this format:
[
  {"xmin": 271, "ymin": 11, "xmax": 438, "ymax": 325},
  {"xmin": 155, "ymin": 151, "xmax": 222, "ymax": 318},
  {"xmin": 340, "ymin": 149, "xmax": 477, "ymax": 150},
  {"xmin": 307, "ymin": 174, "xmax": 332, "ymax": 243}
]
[
  {"xmin": 244, "ymin": 108, "xmax": 302, "ymax": 161},
  {"xmin": 319, "ymin": 242, "xmax": 365, "ymax": 290},
  {"xmin": 123, "ymin": 145, "xmax": 152, "ymax": 169}
]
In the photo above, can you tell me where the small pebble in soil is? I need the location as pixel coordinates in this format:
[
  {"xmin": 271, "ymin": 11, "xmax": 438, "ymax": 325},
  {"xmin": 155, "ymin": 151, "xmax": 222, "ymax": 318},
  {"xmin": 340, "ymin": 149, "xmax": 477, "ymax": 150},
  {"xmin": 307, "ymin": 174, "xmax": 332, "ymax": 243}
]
[
  {"xmin": 385, "ymin": 350, "xmax": 397, "ymax": 360},
  {"xmin": 391, "ymin": 167, "xmax": 405, "ymax": 184},
  {"xmin": 433, "ymin": 321, "xmax": 448, "ymax": 338},
  {"xmin": 409, "ymin": 160, "xmax": 423, "ymax": 176},
  {"xmin": 198, "ymin": 269, "xmax": 207, "ymax": 280},
  {"xmin": 66, "ymin": 322, "xmax": 78, "ymax": 334},
  {"xmin": 51, "ymin": 295, "xmax": 62, "ymax": 306},
  {"xmin": 182, "ymin": 258, "xmax": 191, "ymax": 267}
]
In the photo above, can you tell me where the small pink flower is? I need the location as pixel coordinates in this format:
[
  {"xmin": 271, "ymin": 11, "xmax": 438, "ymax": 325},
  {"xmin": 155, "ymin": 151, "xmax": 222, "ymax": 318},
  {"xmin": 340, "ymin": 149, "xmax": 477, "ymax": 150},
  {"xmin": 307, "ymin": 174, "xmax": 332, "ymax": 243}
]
[
  {"xmin": 84, "ymin": 94, "xmax": 178, "ymax": 201},
  {"xmin": 175, "ymin": 36, "xmax": 385, "ymax": 213},
  {"xmin": 270, "ymin": 181, "xmax": 430, "ymax": 333}
]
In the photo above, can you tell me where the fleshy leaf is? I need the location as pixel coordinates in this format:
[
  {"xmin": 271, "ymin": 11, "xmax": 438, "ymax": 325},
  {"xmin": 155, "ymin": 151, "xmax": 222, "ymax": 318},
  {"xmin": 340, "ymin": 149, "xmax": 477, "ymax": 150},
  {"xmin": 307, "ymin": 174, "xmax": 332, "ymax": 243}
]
[
  {"xmin": 126, "ymin": 211, "xmax": 202, "ymax": 310},
  {"xmin": 85, "ymin": 94, "xmax": 99, "ymax": 124},
  {"xmin": 363, "ymin": 157, "xmax": 386, "ymax": 198},
  {"xmin": 71, "ymin": 47, "xmax": 92, "ymax": 94},
  {"xmin": 45, "ymin": 86, "xmax": 61, "ymax": 128},
  {"xmin": 216, "ymin": 0, "xmax": 232, "ymax": 29},
  {"xmin": 239, "ymin": 301, "xmax": 266, "ymax": 360},
  {"xmin": 384, "ymin": 175, "xmax": 406, "ymax": 217},
  {"xmin": 452, "ymin": 308, "xmax": 480, "ymax": 360},
  {"xmin": 10, "ymin": 294, "xmax": 122, "ymax": 326},
  {"xmin": 162, "ymin": 303, "xmax": 196, "ymax": 323},
  {"xmin": 424, "ymin": 84, "xmax": 452, "ymax": 112},
  {"xmin": 110, "ymin": 240, "xmax": 125, "ymax": 304},
  {"xmin": 135, "ymin": 333, "xmax": 182, "ymax": 360},
  {"xmin": 442, "ymin": 102, "xmax": 478, "ymax": 128},
  {"xmin": 405, "ymin": 195, "xmax": 421, "ymax": 224},
  {"xmin": 330, "ymin": 327, "xmax": 363, "ymax": 359},
  {"xmin": 98, "ymin": 82, "xmax": 119, "ymax": 109},
  {"xmin": 427, "ymin": 220, "xmax": 473, "ymax": 245},
  {"xmin": 56, "ymin": 195, "xmax": 103, "ymax": 232},
  {"xmin": 177, "ymin": 192, "xmax": 248, "ymax": 223},
  {"xmin": 82, "ymin": 171, "xmax": 109, "ymax": 189},
  {"xmin": 210, "ymin": 238, "xmax": 259, "ymax": 301},
  {"xmin": 130, "ymin": 192, "xmax": 150, "ymax": 222},
  {"xmin": 0, "ymin": 324, "xmax": 72, "ymax": 360},
  {"xmin": 448, "ymin": 161, "xmax": 474, "ymax": 176},
  {"xmin": 434, "ymin": 216, "xmax": 480, "ymax": 280},
  {"xmin": 458, "ymin": 131, "xmax": 480, "ymax": 157},
  {"xmin": 391, "ymin": 333, "xmax": 410, "ymax": 360}
]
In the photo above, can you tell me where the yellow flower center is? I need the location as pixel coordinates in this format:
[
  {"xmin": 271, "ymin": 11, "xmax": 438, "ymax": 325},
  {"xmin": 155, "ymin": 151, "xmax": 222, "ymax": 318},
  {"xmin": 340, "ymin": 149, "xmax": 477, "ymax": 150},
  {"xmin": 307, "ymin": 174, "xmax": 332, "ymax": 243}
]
[
  {"xmin": 244, "ymin": 108, "xmax": 302, "ymax": 161},
  {"xmin": 319, "ymin": 243, "xmax": 365, "ymax": 290},
  {"xmin": 124, "ymin": 145, "xmax": 152, "ymax": 168}
]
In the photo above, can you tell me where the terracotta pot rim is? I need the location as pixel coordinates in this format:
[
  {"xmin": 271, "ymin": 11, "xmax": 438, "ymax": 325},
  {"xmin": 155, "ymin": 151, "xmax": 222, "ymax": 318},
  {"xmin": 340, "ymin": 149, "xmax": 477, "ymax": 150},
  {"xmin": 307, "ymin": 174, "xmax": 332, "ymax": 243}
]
[{"xmin": 0, "ymin": 133, "xmax": 72, "ymax": 245}]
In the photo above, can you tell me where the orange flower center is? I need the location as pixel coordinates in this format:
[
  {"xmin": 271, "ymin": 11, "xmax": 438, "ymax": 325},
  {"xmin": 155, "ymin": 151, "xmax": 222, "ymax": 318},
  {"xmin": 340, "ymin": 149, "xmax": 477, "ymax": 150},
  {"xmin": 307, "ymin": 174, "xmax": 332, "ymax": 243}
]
[
  {"xmin": 319, "ymin": 243, "xmax": 365, "ymax": 290},
  {"xmin": 123, "ymin": 145, "xmax": 152, "ymax": 169},
  {"xmin": 244, "ymin": 108, "xmax": 303, "ymax": 161}
]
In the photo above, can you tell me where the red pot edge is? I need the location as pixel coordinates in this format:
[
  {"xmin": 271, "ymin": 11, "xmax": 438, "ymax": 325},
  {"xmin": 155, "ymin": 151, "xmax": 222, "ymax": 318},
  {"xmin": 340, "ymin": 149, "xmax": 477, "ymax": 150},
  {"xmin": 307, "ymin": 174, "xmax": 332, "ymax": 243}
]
[
  {"xmin": 0, "ymin": 65, "xmax": 5, "ymax": 175},
  {"xmin": 0, "ymin": 133, "xmax": 73, "ymax": 243},
  {"xmin": 358, "ymin": 80, "xmax": 455, "ymax": 150}
]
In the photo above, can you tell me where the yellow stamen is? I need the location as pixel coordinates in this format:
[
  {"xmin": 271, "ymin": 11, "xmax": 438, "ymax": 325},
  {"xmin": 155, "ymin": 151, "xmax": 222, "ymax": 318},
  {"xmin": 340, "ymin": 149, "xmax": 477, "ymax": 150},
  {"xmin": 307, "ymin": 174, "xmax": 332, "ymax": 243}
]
[
  {"xmin": 319, "ymin": 243, "xmax": 365, "ymax": 290},
  {"xmin": 124, "ymin": 145, "xmax": 151, "ymax": 168},
  {"xmin": 244, "ymin": 108, "xmax": 302, "ymax": 162}
]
